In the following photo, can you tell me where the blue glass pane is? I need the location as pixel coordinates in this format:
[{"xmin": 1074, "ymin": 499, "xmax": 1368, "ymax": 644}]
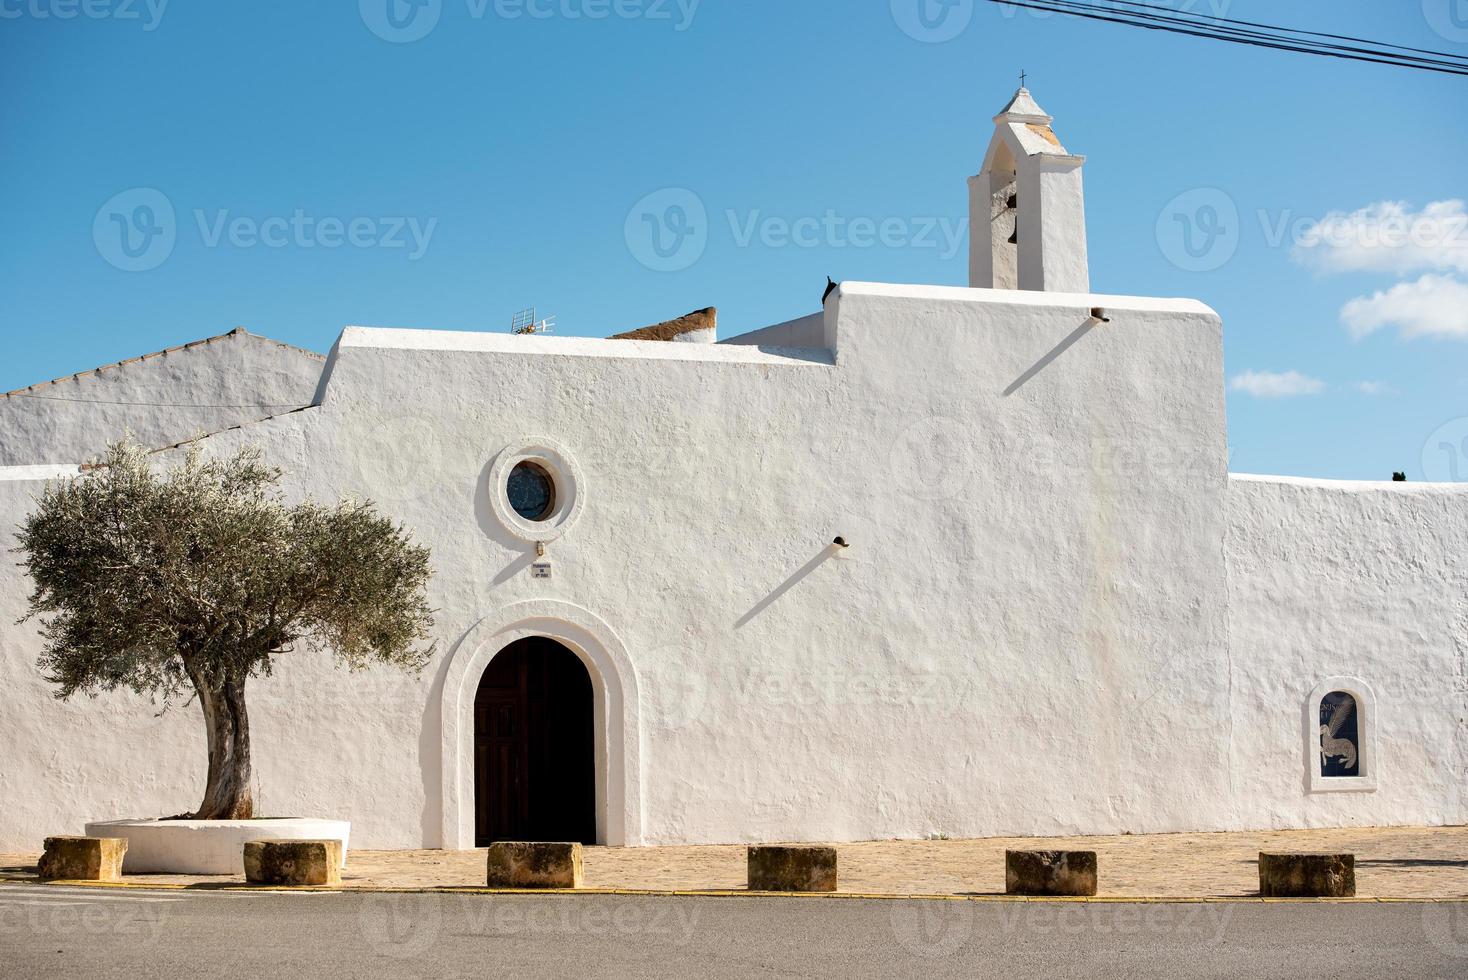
[
  {"xmin": 1319, "ymin": 691, "xmax": 1360, "ymax": 778},
  {"xmin": 507, "ymin": 463, "xmax": 554, "ymax": 521}
]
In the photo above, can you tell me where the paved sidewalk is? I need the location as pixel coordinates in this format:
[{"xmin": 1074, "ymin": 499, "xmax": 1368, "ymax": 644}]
[{"xmin": 4, "ymin": 826, "xmax": 1465, "ymax": 897}]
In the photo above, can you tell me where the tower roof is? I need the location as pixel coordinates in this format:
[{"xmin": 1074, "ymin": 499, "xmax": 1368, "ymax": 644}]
[
  {"xmin": 993, "ymin": 87, "xmax": 1052, "ymax": 125},
  {"xmin": 985, "ymin": 86, "xmax": 1071, "ymax": 160}
]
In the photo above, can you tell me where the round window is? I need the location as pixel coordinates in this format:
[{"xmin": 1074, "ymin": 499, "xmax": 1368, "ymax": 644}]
[
  {"xmin": 506, "ymin": 460, "xmax": 556, "ymax": 522},
  {"xmin": 488, "ymin": 439, "xmax": 583, "ymax": 543}
]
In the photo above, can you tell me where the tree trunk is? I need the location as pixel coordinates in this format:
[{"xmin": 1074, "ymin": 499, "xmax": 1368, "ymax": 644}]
[{"xmin": 187, "ymin": 667, "xmax": 254, "ymax": 820}]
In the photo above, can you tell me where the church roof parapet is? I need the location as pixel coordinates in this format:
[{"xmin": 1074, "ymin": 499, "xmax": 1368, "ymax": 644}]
[{"xmin": 0, "ymin": 326, "xmax": 324, "ymax": 401}]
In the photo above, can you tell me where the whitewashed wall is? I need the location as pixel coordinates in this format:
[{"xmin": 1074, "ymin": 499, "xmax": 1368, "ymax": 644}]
[
  {"xmin": 0, "ymin": 329, "xmax": 323, "ymax": 466},
  {"xmin": 1225, "ymin": 474, "xmax": 1468, "ymax": 829},
  {"xmin": 0, "ymin": 283, "xmax": 1463, "ymax": 852}
]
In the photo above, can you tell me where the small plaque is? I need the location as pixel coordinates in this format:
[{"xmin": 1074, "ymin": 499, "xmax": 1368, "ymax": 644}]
[{"xmin": 531, "ymin": 562, "xmax": 552, "ymax": 579}]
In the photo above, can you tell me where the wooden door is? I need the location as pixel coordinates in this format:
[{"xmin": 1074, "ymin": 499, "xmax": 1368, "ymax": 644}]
[{"xmin": 474, "ymin": 637, "xmax": 595, "ymax": 846}]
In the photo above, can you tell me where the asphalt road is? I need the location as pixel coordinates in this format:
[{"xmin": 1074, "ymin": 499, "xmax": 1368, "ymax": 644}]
[{"xmin": 4, "ymin": 884, "xmax": 1468, "ymax": 979}]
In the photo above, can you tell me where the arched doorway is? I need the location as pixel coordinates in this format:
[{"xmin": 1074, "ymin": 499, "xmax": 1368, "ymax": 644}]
[{"xmin": 474, "ymin": 636, "xmax": 595, "ymax": 846}]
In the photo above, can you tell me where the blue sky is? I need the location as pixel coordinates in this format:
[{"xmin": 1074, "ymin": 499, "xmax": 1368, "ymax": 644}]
[{"xmin": 3, "ymin": 1, "xmax": 1466, "ymax": 480}]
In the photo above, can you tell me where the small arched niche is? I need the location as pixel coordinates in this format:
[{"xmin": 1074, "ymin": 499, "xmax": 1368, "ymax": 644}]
[
  {"xmin": 1305, "ymin": 677, "xmax": 1377, "ymax": 793},
  {"xmin": 986, "ymin": 140, "xmax": 1019, "ymax": 288}
]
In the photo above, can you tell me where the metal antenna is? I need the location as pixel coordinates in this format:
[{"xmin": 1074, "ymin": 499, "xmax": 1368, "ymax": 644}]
[{"xmin": 510, "ymin": 307, "xmax": 555, "ymax": 335}]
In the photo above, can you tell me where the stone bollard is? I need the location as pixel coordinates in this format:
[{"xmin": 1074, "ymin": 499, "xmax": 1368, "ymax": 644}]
[
  {"xmin": 243, "ymin": 839, "xmax": 342, "ymax": 887},
  {"xmin": 37, "ymin": 836, "xmax": 128, "ymax": 882},
  {"xmin": 486, "ymin": 842, "xmax": 583, "ymax": 889},
  {"xmin": 1005, "ymin": 850, "xmax": 1098, "ymax": 897},
  {"xmin": 1258, "ymin": 852, "xmax": 1355, "ymax": 898},
  {"xmin": 746, "ymin": 845, "xmax": 838, "ymax": 892}
]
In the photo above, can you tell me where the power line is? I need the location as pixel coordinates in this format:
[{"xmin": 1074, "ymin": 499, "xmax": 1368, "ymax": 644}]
[
  {"xmin": 1097, "ymin": 0, "xmax": 1468, "ymax": 61},
  {"xmin": 983, "ymin": 0, "xmax": 1468, "ymax": 77},
  {"xmin": 1068, "ymin": 0, "xmax": 1468, "ymax": 71},
  {"xmin": 991, "ymin": 0, "xmax": 1468, "ymax": 74},
  {"xmin": 991, "ymin": 0, "xmax": 1468, "ymax": 73}
]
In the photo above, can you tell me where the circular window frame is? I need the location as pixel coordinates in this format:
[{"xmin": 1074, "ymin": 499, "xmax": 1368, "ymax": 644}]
[{"xmin": 488, "ymin": 438, "xmax": 584, "ymax": 543}]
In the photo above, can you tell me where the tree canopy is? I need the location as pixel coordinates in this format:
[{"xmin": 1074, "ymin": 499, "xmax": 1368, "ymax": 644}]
[{"xmin": 17, "ymin": 440, "xmax": 436, "ymax": 818}]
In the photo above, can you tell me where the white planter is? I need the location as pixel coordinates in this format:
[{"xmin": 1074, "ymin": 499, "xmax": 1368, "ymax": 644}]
[{"xmin": 83, "ymin": 818, "xmax": 350, "ymax": 875}]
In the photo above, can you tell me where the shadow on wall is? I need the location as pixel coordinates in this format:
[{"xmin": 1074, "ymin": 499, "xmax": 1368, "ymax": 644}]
[
  {"xmin": 1003, "ymin": 315, "xmax": 1099, "ymax": 397},
  {"xmin": 474, "ymin": 455, "xmax": 540, "ymax": 584},
  {"xmin": 418, "ymin": 654, "xmax": 448, "ymax": 847},
  {"xmin": 734, "ymin": 543, "xmax": 841, "ymax": 630}
]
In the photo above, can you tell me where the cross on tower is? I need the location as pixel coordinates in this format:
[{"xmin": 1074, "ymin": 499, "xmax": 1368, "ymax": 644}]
[{"xmin": 1019, "ymin": 69, "xmax": 1027, "ymax": 88}]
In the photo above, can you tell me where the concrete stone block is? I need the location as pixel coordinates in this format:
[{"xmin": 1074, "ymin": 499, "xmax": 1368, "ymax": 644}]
[
  {"xmin": 242, "ymin": 839, "xmax": 342, "ymax": 887},
  {"xmin": 1005, "ymin": 849, "xmax": 1098, "ymax": 896},
  {"xmin": 485, "ymin": 841, "xmax": 583, "ymax": 889},
  {"xmin": 1258, "ymin": 852, "xmax": 1355, "ymax": 897},
  {"xmin": 747, "ymin": 845, "xmax": 838, "ymax": 892},
  {"xmin": 37, "ymin": 836, "xmax": 127, "ymax": 882}
]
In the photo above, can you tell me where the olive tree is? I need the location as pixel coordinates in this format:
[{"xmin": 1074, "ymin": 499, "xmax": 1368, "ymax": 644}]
[{"xmin": 16, "ymin": 441, "xmax": 435, "ymax": 820}]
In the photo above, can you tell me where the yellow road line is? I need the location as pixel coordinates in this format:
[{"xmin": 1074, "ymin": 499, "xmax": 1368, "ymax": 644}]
[{"xmin": 4, "ymin": 878, "xmax": 1463, "ymax": 902}]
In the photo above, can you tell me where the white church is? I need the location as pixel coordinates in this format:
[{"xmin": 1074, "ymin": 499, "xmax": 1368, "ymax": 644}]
[{"xmin": 1, "ymin": 89, "xmax": 1465, "ymax": 852}]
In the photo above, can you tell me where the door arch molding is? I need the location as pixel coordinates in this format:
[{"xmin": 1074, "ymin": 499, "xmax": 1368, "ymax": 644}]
[{"xmin": 440, "ymin": 600, "xmax": 643, "ymax": 848}]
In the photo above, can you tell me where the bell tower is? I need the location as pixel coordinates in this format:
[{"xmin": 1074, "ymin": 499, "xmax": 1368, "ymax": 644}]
[{"xmin": 968, "ymin": 87, "xmax": 1090, "ymax": 294}]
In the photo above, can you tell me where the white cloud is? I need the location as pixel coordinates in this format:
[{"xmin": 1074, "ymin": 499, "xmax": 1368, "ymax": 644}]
[
  {"xmin": 1292, "ymin": 199, "xmax": 1468, "ymax": 276},
  {"xmin": 1353, "ymin": 381, "xmax": 1394, "ymax": 396},
  {"xmin": 1229, "ymin": 370, "xmax": 1326, "ymax": 398},
  {"xmin": 1339, "ymin": 274, "xmax": 1468, "ymax": 341}
]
